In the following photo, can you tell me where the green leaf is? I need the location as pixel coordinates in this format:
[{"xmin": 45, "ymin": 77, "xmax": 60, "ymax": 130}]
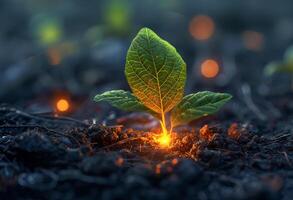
[
  {"xmin": 284, "ymin": 46, "xmax": 293, "ymax": 65},
  {"xmin": 265, "ymin": 46, "xmax": 293, "ymax": 76},
  {"xmin": 94, "ymin": 90, "xmax": 149, "ymax": 112},
  {"xmin": 264, "ymin": 61, "xmax": 293, "ymax": 76},
  {"xmin": 171, "ymin": 91, "xmax": 232, "ymax": 127},
  {"xmin": 125, "ymin": 27, "xmax": 186, "ymax": 115}
]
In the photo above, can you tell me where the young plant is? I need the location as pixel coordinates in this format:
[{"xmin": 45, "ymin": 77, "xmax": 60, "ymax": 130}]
[
  {"xmin": 94, "ymin": 28, "xmax": 232, "ymax": 136},
  {"xmin": 265, "ymin": 46, "xmax": 293, "ymax": 76}
]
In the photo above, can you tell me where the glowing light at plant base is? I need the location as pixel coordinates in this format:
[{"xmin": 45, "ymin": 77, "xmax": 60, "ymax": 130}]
[
  {"xmin": 201, "ymin": 59, "xmax": 219, "ymax": 78},
  {"xmin": 157, "ymin": 133, "xmax": 171, "ymax": 147},
  {"xmin": 56, "ymin": 99, "xmax": 70, "ymax": 112},
  {"xmin": 154, "ymin": 121, "xmax": 172, "ymax": 148},
  {"xmin": 189, "ymin": 15, "xmax": 215, "ymax": 41}
]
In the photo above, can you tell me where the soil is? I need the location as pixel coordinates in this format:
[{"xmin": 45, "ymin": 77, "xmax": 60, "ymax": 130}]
[{"xmin": 1, "ymin": 92, "xmax": 293, "ymax": 200}]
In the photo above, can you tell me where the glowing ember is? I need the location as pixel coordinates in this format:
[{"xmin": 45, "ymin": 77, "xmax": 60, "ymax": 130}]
[
  {"xmin": 189, "ymin": 15, "xmax": 215, "ymax": 41},
  {"xmin": 228, "ymin": 123, "xmax": 240, "ymax": 139},
  {"xmin": 171, "ymin": 158, "xmax": 178, "ymax": 165},
  {"xmin": 200, "ymin": 59, "xmax": 219, "ymax": 78},
  {"xmin": 155, "ymin": 164, "xmax": 161, "ymax": 174},
  {"xmin": 56, "ymin": 99, "xmax": 70, "ymax": 112},
  {"xmin": 115, "ymin": 157, "xmax": 124, "ymax": 166},
  {"xmin": 199, "ymin": 124, "xmax": 214, "ymax": 141}
]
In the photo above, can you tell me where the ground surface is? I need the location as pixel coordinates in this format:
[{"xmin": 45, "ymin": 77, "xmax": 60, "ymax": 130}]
[{"xmin": 1, "ymin": 93, "xmax": 293, "ymax": 200}]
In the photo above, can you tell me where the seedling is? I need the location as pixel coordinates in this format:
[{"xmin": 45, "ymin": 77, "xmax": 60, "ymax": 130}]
[
  {"xmin": 94, "ymin": 28, "xmax": 232, "ymax": 139},
  {"xmin": 265, "ymin": 46, "xmax": 293, "ymax": 76}
]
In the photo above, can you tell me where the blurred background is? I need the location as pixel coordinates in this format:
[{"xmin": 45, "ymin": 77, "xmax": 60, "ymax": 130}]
[{"xmin": 1, "ymin": 0, "xmax": 293, "ymax": 121}]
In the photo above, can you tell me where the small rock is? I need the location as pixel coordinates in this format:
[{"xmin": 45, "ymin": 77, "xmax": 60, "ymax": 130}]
[
  {"xmin": 124, "ymin": 175, "xmax": 150, "ymax": 189},
  {"xmin": 81, "ymin": 153, "xmax": 121, "ymax": 176},
  {"xmin": 18, "ymin": 170, "xmax": 58, "ymax": 191},
  {"xmin": 173, "ymin": 159, "xmax": 202, "ymax": 183}
]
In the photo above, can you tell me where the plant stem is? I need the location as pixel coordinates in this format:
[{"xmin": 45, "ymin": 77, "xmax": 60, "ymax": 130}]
[{"xmin": 160, "ymin": 112, "xmax": 168, "ymax": 135}]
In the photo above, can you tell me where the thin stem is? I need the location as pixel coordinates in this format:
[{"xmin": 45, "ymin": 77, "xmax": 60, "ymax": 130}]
[
  {"xmin": 160, "ymin": 112, "xmax": 169, "ymax": 135},
  {"xmin": 161, "ymin": 112, "xmax": 166, "ymax": 128}
]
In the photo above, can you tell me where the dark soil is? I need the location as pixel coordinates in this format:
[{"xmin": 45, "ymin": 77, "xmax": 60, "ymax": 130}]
[{"xmin": 1, "ymin": 92, "xmax": 293, "ymax": 200}]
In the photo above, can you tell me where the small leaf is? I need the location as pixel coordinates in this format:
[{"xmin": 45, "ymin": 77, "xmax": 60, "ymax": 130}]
[
  {"xmin": 284, "ymin": 46, "xmax": 293, "ymax": 65},
  {"xmin": 171, "ymin": 91, "xmax": 232, "ymax": 127},
  {"xmin": 94, "ymin": 90, "xmax": 149, "ymax": 112},
  {"xmin": 264, "ymin": 61, "xmax": 293, "ymax": 76},
  {"xmin": 125, "ymin": 27, "xmax": 186, "ymax": 115},
  {"xmin": 265, "ymin": 46, "xmax": 293, "ymax": 76}
]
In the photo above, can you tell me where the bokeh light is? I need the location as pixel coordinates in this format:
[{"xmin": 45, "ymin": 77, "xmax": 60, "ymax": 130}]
[
  {"xmin": 36, "ymin": 19, "xmax": 62, "ymax": 46},
  {"xmin": 105, "ymin": 0, "xmax": 131, "ymax": 34},
  {"xmin": 242, "ymin": 31, "xmax": 264, "ymax": 51},
  {"xmin": 189, "ymin": 15, "xmax": 215, "ymax": 41},
  {"xmin": 200, "ymin": 59, "xmax": 220, "ymax": 78},
  {"xmin": 56, "ymin": 98, "xmax": 70, "ymax": 112},
  {"xmin": 47, "ymin": 42, "xmax": 78, "ymax": 65},
  {"xmin": 47, "ymin": 48, "xmax": 61, "ymax": 65}
]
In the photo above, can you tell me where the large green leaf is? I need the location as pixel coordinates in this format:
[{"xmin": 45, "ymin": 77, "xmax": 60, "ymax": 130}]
[
  {"xmin": 94, "ymin": 90, "xmax": 149, "ymax": 112},
  {"xmin": 171, "ymin": 91, "xmax": 232, "ymax": 127},
  {"xmin": 125, "ymin": 27, "xmax": 186, "ymax": 115}
]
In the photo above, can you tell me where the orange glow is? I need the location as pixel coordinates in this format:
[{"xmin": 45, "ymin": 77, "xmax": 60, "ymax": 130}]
[
  {"xmin": 171, "ymin": 158, "xmax": 178, "ymax": 165},
  {"xmin": 153, "ymin": 120, "xmax": 172, "ymax": 148},
  {"xmin": 155, "ymin": 164, "xmax": 161, "ymax": 174},
  {"xmin": 47, "ymin": 48, "xmax": 61, "ymax": 65},
  {"xmin": 115, "ymin": 157, "xmax": 124, "ymax": 166},
  {"xmin": 228, "ymin": 123, "xmax": 240, "ymax": 139},
  {"xmin": 242, "ymin": 31, "xmax": 264, "ymax": 51},
  {"xmin": 189, "ymin": 15, "xmax": 215, "ymax": 41},
  {"xmin": 56, "ymin": 99, "xmax": 70, "ymax": 112},
  {"xmin": 199, "ymin": 124, "xmax": 214, "ymax": 141},
  {"xmin": 201, "ymin": 59, "xmax": 220, "ymax": 78},
  {"xmin": 47, "ymin": 42, "xmax": 77, "ymax": 66},
  {"xmin": 157, "ymin": 133, "xmax": 171, "ymax": 147}
]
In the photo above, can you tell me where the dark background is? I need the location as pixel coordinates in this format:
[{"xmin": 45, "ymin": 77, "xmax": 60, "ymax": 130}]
[{"xmin": 1, "ymin": 0, "xmax": 292, "ymax": 120}]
